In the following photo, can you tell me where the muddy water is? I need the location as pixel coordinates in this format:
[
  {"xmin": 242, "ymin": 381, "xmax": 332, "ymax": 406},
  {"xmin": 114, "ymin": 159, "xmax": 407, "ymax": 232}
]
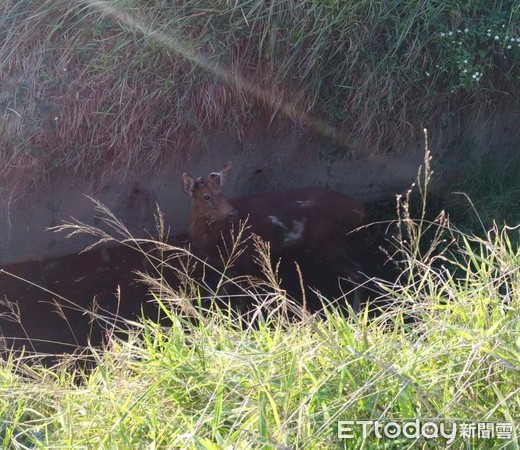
[
  {"xmin": 0, "ymin": 246, "xmax": 347, "ymax": 356},
  {"xmin": 0, "ymin": 210, "xmax": 394, "ymax": 361},
  {"xmin": 0, "ymin": 250, "xmax": 363, "ymax": 358},
  {"xmin": 0, "ymin": 244, "xmax": 157, "ymax": 357}
]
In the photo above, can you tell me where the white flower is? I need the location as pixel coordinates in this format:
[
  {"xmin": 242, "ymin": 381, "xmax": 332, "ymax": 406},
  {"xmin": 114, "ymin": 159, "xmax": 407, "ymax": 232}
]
[
  {"xmin": 426, "ymin": 72, "xmax": 430, "ymax": 77},
  {"xmin": 511, "ymin": 37, "xmax": 516, "ymax": 42},
  {"xmin": 487, "ymin": 29, "xmax": 491, "ymax": 32},
  {"xmin": 507, "ymin": 45, "xmax": 512, "ymax": 49},
  {"xmin": 464, "ymin": 59, "xmax": 468, "ymax": 64},
  {"xmin": 464, "ymin": 28, "xmax": 469, "ymax": 33},
  {"xmin": 448, "ymin": 31, "xmax": 453, "ymax": 36},
  {"xmin": 463, "ymin": 69, "xmax": 467, "ymax": 73},
  {"xmin": 440, "ymin": 32, "xmax": 445, "ymax": 37},
  {"xmin": 494, "ymin": 35, "xmax": 499, "ymax": 40}
]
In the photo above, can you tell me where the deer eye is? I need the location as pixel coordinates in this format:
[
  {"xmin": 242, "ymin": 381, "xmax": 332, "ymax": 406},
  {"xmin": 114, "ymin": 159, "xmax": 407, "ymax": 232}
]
[{"xmin": 203, "ymin": 193, "xmax": 211, "ymax": 201}]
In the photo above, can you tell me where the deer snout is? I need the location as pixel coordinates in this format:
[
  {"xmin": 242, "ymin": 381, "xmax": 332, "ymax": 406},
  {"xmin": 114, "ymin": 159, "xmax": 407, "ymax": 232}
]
[{"xmin": 226, "ymin": 208, "xmax": 239, "ymax": 223}]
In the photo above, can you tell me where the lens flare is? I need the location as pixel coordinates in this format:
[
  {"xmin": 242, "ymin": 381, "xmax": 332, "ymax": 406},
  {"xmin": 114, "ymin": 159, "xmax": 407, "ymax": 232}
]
[{"xmin": 80, "ymin": 0, "xmax": 349, "ymax": 147}]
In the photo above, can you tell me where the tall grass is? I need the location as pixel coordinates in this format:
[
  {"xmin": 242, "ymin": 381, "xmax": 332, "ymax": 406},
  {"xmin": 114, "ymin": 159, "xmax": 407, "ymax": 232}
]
[
  {"xmin": 0, "ymin": 149, "xmax": 518, "ymax": 448},
  {"xmin": 0, "ymin": 231, "xmax": 518, "ymax": 448},
  {"xmin": 446, "ymin": 154, "xmax": 520, "ymax": 238},
  {"xmin": 1, "ymin": 0, "xmax": 519, "ymax": 201}
]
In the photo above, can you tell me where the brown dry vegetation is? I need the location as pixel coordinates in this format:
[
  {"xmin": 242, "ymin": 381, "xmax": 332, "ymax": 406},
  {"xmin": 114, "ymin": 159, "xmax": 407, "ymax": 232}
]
[{"xmin": 1, "ymin": 0, "xmax": 519, "ymax": 202}]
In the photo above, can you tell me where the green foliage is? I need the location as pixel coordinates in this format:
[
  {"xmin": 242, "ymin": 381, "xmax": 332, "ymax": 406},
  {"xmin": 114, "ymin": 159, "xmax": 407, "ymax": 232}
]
[
  {"xmin": 1, "ymin": 165, "xmax": 520, "ymax": 448},
  {"xmin": 1, "ymin": 0, "xmax": 519, "ymax": 198},
  {"xmin": 446, "ymin": 152, "xmax": 520, "ymax": 236},
  {"xmin": 435, "ymin": 8, "xmax": 520, "ymax": 93},
  {"xmin": 0, "ymin": 254, "xmax": 518, "ymax": 448}
]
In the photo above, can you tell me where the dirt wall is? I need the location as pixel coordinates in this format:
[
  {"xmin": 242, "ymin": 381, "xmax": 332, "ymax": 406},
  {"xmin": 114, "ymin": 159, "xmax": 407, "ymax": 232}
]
[{"xmin": 1, "ymin": 111, "xmax": 519, "ymax": 266}]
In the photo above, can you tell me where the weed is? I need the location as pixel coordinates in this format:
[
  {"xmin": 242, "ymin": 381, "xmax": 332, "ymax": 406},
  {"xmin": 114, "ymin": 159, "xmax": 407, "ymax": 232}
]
[
  {"xmin": 1, "ymin": 1, "xmax": 519, "ymax": 201},
  {"xmin": 1, "ymin": 146, "xmax": 518, "ymax": 447}
]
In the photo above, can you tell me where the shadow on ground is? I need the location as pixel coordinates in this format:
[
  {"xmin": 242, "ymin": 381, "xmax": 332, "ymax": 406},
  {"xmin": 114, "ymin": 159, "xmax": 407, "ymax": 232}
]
[{"xmin": 0, "ymin": 200, "xmax": 399, "ymax": 363}]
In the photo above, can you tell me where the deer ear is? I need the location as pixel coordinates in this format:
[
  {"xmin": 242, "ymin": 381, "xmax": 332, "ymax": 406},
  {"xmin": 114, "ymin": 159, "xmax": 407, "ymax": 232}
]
[
  {"xmin": 182, "ymin": 173, "xmax": 195, "ymax": 196},
  {"xmin": 209, "ymin": 161, "xmax": 232, "ymax": 186},
  {"xmin": 212, "ymin": 161, "xmax": 231, "ymax": 186},
  {"xmin": 220, "ymin": 161, "xmax": 232, "ymax": 184}
]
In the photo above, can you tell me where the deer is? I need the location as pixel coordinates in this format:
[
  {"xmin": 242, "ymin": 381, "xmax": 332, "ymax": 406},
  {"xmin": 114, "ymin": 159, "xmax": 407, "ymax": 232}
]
[{"xmin": 181, "ymin": 162, "xmax": 366, "ymax": 312}]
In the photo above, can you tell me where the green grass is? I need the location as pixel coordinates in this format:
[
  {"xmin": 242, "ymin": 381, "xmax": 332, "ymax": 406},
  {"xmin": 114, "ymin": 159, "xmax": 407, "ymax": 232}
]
[
  {"xmin": 1, "ymin": 2, "xmax": 520, "ymax": 445},
  {"xmin": 1, "ymin": 155, "xmax": 519, "ymax": 449},
  {"xmin": 0, "ymin": 247, "xmax": 518, "ymax": 448},
  {"xmin": 445, "ymin": 153, "xmax": 520, "ymax": 237},
  {"xmin": 1, "ymin": 0, "xmax": 519, "ymax": 199}
]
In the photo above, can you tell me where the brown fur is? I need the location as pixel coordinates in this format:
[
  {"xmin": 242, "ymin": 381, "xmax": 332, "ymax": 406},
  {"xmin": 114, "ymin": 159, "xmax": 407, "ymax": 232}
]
[{"xmin": 182, "ymin": 162, "xmax": 365, "ymax": 297}]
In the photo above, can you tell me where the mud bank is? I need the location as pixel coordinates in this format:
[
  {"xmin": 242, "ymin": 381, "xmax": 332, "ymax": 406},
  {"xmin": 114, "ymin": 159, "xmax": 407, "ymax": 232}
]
[{"xmin": 2, "ymin": 111, "xmax": 519, "ymax": 267}]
